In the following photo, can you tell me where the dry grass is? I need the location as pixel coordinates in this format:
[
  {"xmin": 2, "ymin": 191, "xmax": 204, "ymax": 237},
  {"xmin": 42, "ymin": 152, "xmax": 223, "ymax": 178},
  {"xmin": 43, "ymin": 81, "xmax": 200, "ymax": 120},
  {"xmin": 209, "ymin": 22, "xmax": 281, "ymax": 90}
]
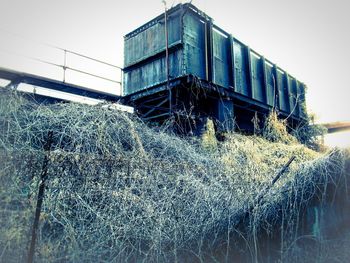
[
  {"xmin": 0, "ymin": 90, "xmax": 348, "ymax": 262},
  {"xmin": 262, "ymin": 111, "xmax": 297, "ymax": 145}
]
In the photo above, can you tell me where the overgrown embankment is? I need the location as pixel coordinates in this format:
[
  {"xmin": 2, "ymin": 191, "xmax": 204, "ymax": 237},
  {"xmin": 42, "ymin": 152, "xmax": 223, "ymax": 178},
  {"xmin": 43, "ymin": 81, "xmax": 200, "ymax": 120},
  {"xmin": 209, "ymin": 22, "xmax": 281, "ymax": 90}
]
[{"xmin": 0, "ymin": 90, "xmax": 349, "ymax": 262}]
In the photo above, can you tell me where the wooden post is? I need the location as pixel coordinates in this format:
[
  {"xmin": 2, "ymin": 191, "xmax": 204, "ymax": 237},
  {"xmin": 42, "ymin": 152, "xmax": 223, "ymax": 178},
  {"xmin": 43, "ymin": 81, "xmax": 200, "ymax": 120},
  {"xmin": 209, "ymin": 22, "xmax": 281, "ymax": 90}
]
[
  {"xmin": 27, "ymin": 131, "xmax": 53, "ymax": 263},
  {"xmin": 255, "ymin": 156, "xmax": 296, "ymax": 205}
]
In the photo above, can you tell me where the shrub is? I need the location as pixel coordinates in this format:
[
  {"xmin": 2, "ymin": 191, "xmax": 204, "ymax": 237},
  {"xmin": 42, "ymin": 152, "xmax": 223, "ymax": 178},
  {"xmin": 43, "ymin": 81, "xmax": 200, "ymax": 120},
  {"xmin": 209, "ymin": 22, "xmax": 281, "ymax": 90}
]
[
  {"xmin": 292, "ymin": 114, "xmax": 327, "ymax": 151},
  {"xmin": 0, "ymin": 90, "xmax": 348, "ymax": 262},
  {"xmin": 262, "ymin": 111, "xmax": 297, "ymax": 145}
]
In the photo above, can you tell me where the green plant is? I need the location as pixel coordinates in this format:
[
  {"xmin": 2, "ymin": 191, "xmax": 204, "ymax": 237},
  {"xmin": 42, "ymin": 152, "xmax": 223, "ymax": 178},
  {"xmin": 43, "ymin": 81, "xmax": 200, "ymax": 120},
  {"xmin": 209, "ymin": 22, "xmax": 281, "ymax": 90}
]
[{"xmin": 292, "ymin": 114, "xmax": 327, "ymax": 151}]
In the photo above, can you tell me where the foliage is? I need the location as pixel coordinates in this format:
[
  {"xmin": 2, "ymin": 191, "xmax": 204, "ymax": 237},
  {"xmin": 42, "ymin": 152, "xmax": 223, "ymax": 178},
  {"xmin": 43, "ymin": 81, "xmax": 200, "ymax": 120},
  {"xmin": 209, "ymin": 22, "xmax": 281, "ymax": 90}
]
[
  {"xmin": 0, "ymin": 90, "xmax": 348, "ymax": 262},
  {"xmin": 201, "ymin": 118, "xmax": 218, "ymax": 151},
  {"xmin": 262, "ymin": 111, "xmax": 297, "ymax": 145},
  {"xmin": 292, "ymin": 114, "xmax": 328, "ymax": 151}
]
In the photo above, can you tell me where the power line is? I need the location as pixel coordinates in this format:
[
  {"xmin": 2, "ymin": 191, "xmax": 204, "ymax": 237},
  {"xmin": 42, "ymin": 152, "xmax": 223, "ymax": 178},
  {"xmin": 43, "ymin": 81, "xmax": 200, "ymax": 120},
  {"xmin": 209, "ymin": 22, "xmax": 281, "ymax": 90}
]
[
  {"xmin": 0, "ymin": 27, "xmax": 123, "ymax": 86},
  {"xmin": 0, "ymin": 27, "xmax": 122, "ymax": 69}
]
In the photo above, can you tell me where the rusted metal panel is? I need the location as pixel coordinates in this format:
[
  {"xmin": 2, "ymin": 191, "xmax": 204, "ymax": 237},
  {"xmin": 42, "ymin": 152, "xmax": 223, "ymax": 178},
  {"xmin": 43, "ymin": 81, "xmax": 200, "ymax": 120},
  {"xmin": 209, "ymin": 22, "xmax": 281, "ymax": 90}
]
[
  {"xmin": 183, "ymin": 12, "xmax": 206, "ymax": 79},
  {"xmin": 123, "ymin": 3, "xmax": 307, "ymax": 125},
  {"xmin": 250, "ymin": 51, "xmax": 265, "ymax": 103},
  {"xmin": 298, "ymin": 82, "xmax": 307, "ymax": 118},
  {"xmin": 265, "ymin": 61, "xmax": 277, "ymax": 107},
  {"xmin": 264, "ymin": 61, "xmax": 276, "ymax": 107},
  {"xmin": 123, "ymin": 50, "xmax": 183, "ymax": 95},
  {"xmin": 124, "ymin": 9, "xmax": 182, "ymax": 68},
  {"xmin": 212, "ymin": 28, "xmax": 230, "ymax": 87},
  {"xmin": 233, "ymin": 41, "xmax": 250, "ymax": 97},
  {"xmin": 276, "ymin": 68, "xmax": 290, "ymax": 113},
  {"xmin": 288, "ymin": 76, "xmax": 300, "ymax": 117}
]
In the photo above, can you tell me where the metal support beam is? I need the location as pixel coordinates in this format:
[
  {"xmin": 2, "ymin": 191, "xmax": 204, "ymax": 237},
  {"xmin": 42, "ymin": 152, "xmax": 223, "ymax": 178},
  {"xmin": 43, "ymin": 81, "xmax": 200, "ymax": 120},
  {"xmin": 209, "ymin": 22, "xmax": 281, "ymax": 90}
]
[
  {"xmin": 323, "ymin": 122, "xmax": 350, "ymax": 134},
  {"xmin": 215, "ymin": 98, "xmax": 235, "ymax": 133},
  {"xmin": 142, "ymin": 97, "xmax": 169, "ymax": 118},
  {"xmin": 273, "ymin": 64, "xmax": 279, "ymax": 109},
  {"xmin": 206, "ymin": 19, "xmax": 214, "ymax": 82},
  {"xmin": 139, "ymin": 94, "xmax": 168, "ymax": 105},
  {"xmin": 261, "ymin": 57, "xmax": 268, "ymax": 104},
  {"xmin": 246, "ymin": 47, "xmax": 254, "ymax": 99},
  {"xmin": 143, "ymin": 112, "xmax": 170, "ymax": 121},
  {"xmin": 4, "ymin": 79, "xmax": 20, "ymax": 90},
  {"xmin": 229, "ymin": 35, "xmax": 236, "ymax": 89},
  {"xmin": 163, "ymin": 1, "xmax": 172, "ymax": 116},
  {"xmin": 285, "ymin": 72, "xmax": 291, "ymax": 113},
  {"xmin": 0, "ymin": 67, "xmax": 120, "ymax": 102}
]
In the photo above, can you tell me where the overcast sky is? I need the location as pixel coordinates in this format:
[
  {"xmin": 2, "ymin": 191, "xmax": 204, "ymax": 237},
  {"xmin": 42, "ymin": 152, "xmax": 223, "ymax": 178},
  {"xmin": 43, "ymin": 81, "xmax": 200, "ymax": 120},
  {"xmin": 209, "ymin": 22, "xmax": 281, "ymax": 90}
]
[{"xmin": 0, "ymin": 0, "xmax": 349, "ymax": 143}]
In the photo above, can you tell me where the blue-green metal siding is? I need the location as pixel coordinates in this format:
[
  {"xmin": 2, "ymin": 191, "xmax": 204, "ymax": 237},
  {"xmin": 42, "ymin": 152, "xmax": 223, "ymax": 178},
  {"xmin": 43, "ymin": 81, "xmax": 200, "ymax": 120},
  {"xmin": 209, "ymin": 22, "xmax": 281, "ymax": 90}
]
[
  {"xmin": 123, "ymin": 3, "xmax": 307, "ymax": 119},
  {"xmin": 288, "ymin": 76, "xmax": 300, "ymax": 117},
  {"xmin": 265, "ymin": 62, "xmax": 276, "ymax": 107},
  {"xmin": 299, "ymin": 82, "xmax": 307, "ymax": 118},
  {"xmin": 124, "ymin": 51, "xmax": 183, "ymax": 94},
  {"xmin": 276, "ymin": 69, "xmax": 290, "ymax": 113},
  {"xmin": 250, "ymin": 51, "xmax": 265, "ymax": 103},
  {"xmin": 233, "ymin": 41, "xmax": 250, "ymax": 97},
  {"xmin": 123, "ymin": 7, "xmax": 184, "ymax": 95},
  {"xmin": 124, "ymin": 13, "xmax": 182, "ymax": 67},
  {"xmin": 183, "ymin": 13, "xmax": 206, "ymax": 79},
  {"xmin": 212, "ymin": 29, "xmax": 230, "ymax": 87}
]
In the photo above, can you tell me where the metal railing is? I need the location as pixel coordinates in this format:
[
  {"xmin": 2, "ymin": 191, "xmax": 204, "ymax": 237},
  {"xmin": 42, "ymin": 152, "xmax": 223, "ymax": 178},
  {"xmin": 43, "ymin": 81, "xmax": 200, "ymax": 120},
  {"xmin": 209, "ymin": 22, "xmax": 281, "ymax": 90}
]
[
  {"xmin": 59, "ymin": 48, "xmax": 122, "ymax": 85},
  {"xmin": 0, "ymin": 28, "xmax": 123, "ymax": 93}
]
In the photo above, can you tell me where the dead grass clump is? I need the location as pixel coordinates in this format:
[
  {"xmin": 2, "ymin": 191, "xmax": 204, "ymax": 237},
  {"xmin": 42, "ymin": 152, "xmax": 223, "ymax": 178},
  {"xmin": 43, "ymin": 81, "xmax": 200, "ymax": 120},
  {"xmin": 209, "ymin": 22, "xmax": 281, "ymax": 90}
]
[
  {"xmin": 201, "ymin": 118, "xmax": 218, "ymax": 151},
  {"xmin": 292, "ymin": 113, "xmax": 328, "ymax": 151},
  {"xmin": 0, "ymin": 90, "xmax": 348, "ymax": 262},
  {"xmin": 262, "ymin": 111, "xmax": 297, "ymax": 144}
]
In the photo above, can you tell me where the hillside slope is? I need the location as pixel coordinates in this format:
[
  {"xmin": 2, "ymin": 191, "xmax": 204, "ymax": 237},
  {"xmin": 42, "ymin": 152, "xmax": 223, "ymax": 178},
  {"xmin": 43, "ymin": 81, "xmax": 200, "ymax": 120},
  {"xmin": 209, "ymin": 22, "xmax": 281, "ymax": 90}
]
[{"xmin": 0, "ymin": 90, "xmax": 349, "ymax": 262}]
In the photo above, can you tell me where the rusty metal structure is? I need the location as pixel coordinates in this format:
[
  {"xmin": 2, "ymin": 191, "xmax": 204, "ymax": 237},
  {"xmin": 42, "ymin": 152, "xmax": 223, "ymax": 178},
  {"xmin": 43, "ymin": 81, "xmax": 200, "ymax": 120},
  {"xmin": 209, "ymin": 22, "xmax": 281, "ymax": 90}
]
[
  {"xmin": 0, "ymin": 3, "xmax": 309, "ymax": 135},
  {"xmin": 323, "ymin": 122, "xmax": 350, "ymax": 134},
  {"xmin": 122, "ymin": 3, "xmax": 307, "ymax": 134},
  {"xmin": 0, "ymin": 67, "xmax": 121, "ymax": 103}
]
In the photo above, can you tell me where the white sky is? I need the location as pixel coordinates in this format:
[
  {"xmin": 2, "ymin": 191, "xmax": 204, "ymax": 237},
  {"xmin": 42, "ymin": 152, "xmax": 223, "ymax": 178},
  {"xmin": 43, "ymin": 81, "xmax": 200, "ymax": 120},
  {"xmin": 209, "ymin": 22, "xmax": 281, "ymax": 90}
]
[{"xmin": 0, "ymin": 0, "xmax": 349, "ymax": 146}]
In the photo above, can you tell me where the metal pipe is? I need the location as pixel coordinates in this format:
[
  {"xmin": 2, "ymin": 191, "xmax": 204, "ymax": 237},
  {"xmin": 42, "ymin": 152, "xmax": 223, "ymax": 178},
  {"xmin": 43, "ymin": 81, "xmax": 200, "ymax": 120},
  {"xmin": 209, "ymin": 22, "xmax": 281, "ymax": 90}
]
[
  {"xmin": 63, "ymin": 49, "xmax": 67, "ymax": 83},
  {"xmin": 65, "ymin": 66, "xmax": 121, "ymax": 84},
  {"xmin": 162, "ymin": 0, "xmax": 171, "ymax": 115},
  {"xmin": 65, "ymin": 49, "xmax": 122, "ymax": 69}
]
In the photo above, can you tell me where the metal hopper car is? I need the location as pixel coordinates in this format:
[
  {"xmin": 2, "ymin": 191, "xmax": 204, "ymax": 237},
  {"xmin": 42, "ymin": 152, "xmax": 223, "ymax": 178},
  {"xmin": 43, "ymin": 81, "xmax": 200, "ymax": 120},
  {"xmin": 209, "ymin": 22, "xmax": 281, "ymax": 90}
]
[{"xmin": 122, "ymin": 3, "xmax": 307, "ymax": 134}]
